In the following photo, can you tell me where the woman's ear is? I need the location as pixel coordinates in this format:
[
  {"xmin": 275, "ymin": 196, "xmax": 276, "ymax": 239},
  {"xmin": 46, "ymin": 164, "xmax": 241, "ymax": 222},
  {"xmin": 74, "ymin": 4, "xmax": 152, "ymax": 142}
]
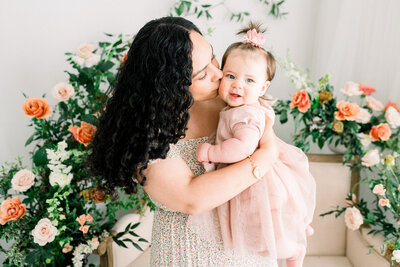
[{"xmin": 260, "ymin": 81, "xmax": 271, "ymax": 96}]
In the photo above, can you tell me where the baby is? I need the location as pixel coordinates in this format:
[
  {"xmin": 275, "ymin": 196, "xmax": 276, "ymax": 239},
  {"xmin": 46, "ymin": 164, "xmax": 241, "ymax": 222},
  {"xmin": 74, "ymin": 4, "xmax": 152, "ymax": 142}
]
[{"xmin": 196, "ymin": 23, "xmax": 316, "ymax": 267}]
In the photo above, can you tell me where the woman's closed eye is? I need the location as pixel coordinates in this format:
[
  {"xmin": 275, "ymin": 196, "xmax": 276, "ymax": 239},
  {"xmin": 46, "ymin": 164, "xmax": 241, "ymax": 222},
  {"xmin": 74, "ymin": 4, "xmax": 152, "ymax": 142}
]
[{"xmin": 199, "ymin": 72, "xmax": 208, "ymax": 80}]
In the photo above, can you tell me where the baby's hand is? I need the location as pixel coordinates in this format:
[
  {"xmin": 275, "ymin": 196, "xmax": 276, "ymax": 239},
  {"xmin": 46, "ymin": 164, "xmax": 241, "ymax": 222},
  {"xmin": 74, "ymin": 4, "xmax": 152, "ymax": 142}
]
[{"xmin": 196, "ymin": 143, "xmax": 211, "ymax": 162}]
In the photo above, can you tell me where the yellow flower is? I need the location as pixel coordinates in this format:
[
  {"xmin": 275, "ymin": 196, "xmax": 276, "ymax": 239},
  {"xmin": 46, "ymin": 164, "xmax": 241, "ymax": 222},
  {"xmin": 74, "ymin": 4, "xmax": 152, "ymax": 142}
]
[
  {"xmin": 384, "ymin": 155, "xmax": 395, "ymax": 166},
  {"xmin": 332, "ymin": 120, "xmax": 344, "ymax": 133},
  {"xmin": 318, "ymin": 91, "xmax": 333, "ymax": 105}
]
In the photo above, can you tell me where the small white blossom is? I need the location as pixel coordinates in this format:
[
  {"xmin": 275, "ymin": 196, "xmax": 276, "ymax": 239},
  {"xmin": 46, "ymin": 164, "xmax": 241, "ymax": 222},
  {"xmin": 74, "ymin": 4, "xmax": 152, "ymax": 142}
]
[{"xmin": 392, "ymin": 250, "xmax": 400, "ymax": 263}]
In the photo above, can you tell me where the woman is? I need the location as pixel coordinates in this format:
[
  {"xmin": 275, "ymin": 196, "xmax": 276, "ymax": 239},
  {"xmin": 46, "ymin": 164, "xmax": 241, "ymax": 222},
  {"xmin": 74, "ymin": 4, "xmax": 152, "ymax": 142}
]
[{"xmin": 89, "ymin": 17, "xmax": 279, "ymax": 266}]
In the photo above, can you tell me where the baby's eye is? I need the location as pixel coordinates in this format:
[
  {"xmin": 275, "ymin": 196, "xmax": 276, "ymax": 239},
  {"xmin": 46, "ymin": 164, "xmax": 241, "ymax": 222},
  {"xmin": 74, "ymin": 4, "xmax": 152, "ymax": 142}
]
[
  {"xmin": 246, "ymin": 78, "xmax": 254, "ymax": 83},
  {"xmin": 227, "ymin": 74, "xmax": 235, "ymax": 79}
]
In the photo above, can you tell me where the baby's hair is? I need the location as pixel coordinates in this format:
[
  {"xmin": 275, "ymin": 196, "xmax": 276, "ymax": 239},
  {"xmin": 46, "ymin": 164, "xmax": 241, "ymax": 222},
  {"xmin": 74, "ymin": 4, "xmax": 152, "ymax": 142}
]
[{"xmin": 221, "ymin": 21, "xmax": 276, "ymax": 81}]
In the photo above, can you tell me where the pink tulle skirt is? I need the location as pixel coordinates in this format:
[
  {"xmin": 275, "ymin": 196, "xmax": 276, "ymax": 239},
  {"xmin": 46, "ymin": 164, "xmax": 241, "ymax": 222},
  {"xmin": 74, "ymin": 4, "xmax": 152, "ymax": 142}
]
[{"xmin": 188, "ymin": 138, "xmax": 316, "ymax": 260}]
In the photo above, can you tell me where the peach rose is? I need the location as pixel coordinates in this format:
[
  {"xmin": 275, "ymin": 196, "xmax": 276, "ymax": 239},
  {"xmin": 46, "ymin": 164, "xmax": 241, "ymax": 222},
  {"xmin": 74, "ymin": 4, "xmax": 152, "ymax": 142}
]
[
  {"xmin": 354, "ymin": 108, "xmax": 371, "ymax": 124},
  {"xmin": 385, "ymin": 101, "xmax": 400, "ymax": 112},
  {"xmin": 11, "ymin": 169, "xmax": 35, "ymax": 192},
  {"xmin": 290, "ymin": 89, "xmax": 311, "ymax": 113},
  {"xmin": 385, "ymin": 106, "xmax": 400, "ymax": 128},
  {"xmin": 0, "ymin": 196, "xmax": 26, "ymax": 225},
  {"xmin": 77, "ymin": 43, "xmax": 94, "ymax": 59},
  {"xmin": 366, "ymin": 96, "xmax": 384, "ymax": 111},
  {"xmin": 121, "ymin": 52, "xmax": 128, "ymax": 64},
  {"xmin": 340, "ymin": 81, "xmax": 363, "ymax": 96},
  {"xmin": 91, "ymin": 187, "xmax": 106, "ymax": 203},
  {"xmin": 359, "ymin": 83, "xmax": 375, "ymax": 96},
  {"xmin": 344, "ymin": 207, "xmax": 363, "ymax": 231},
  {"xmin": 372, "ymin": 184, "xmax": 386, "ymax": 196},
  {"xmin": 32, "ymin": 218, "xmax": 58, "ymax": 246},
  {"xmin": 79, "ymin": 225, "xmax": 90, "ymax": 234},
  {"xmin": 68, "ymin": 121, "xmax": 97, "ymax": 146},
  {"xmin": 21, "ymin": 97, "xmax": 52, "ymax": 119},
  {"xmin": 369, "ymin": 123, "xmax": 391, "ymax": 141},
  {"xmin": 361, "ymin": 149, "xmax": 380, "ymax": 167},
  {"xmin": 52, "ymin": 82, "xmax": 74, "ymax": 101},
  {"xmin": 379, "ymin": 199, "xmax": 389, "ymax": 207},
  {"xmin": 334, "ymin": 101, "xmax": 361, "ymax": 121},
  {"xmin": 62, "ymin": 242, "xmax": 73, "ymax": 253}
]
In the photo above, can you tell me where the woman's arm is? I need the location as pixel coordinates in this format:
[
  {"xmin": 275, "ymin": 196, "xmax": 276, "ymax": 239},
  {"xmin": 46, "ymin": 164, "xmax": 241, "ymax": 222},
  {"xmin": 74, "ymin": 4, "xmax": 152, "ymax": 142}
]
[{"xmin": 143, "ymin": 125, "xmax": 278, "ymax": 215}]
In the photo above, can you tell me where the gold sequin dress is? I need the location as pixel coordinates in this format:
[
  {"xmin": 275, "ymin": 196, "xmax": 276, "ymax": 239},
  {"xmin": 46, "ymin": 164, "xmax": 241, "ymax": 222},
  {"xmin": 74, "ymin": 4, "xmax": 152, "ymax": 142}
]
[{"xmin": 149, "ymin": 137, "xmax": 278, "ymax": 267}]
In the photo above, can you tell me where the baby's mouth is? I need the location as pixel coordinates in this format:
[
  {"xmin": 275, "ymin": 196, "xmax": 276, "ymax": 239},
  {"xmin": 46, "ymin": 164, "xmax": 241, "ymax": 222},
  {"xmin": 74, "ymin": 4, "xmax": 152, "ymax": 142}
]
[{"xmin": 229, "ymin": 93, "xmax": 242, "ymax": 99}]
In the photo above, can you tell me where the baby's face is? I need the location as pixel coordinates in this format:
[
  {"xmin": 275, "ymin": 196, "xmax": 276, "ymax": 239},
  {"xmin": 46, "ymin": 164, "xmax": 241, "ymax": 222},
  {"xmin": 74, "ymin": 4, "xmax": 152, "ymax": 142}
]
[{"xmin": 219, "ymin": 49, "xmax": 269, "ymax": 107}]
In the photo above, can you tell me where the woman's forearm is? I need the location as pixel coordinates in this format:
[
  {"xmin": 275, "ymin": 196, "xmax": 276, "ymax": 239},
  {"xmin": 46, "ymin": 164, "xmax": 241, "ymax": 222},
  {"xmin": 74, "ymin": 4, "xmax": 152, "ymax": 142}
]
[{"xmin": 187, "ymin": 135, "xmax": 278, "ymax": 214}]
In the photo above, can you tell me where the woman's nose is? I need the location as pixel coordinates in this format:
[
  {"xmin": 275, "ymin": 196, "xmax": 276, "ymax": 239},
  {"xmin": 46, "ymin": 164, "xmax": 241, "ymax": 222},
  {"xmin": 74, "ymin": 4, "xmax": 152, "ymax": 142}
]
[{"xmin": 210, "ymin": 62, "xmax": 223, "ymax": 81}]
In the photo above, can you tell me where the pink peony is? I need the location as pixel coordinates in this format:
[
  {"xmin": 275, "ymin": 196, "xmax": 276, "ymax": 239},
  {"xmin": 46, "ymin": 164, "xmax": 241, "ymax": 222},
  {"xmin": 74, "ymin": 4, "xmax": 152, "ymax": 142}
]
[
  {"xmin": 344, "ymin": 207, "xmax": 363, "ymax": 231},
  {"xmin": 11, "ymin": 169, "xmax": 35, "ymax": 192}
]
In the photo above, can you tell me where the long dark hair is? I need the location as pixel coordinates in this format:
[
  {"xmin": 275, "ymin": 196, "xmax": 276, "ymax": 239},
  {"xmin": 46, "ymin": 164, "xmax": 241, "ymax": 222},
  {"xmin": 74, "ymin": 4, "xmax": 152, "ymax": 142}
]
[{"xmin": 88, "ymin": 17, "xmax": 201, "ymax": 194}]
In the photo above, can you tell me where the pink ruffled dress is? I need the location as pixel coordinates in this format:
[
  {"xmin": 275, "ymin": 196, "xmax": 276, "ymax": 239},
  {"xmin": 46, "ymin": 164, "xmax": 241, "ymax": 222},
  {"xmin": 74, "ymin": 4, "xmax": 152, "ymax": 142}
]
[{"xmin": 195, "ymin": 102, "xmax": 316, "ymax": 260}]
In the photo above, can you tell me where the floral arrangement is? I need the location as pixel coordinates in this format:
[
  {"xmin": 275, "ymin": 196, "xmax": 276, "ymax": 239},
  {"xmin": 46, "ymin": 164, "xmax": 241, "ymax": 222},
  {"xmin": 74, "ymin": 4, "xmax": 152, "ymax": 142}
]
[
  {"xmin": 0, "ymin": 34, "xmax": 152, "ymax": 266},
  {"xmin": 275, "ymin": 57, "xmax": 400, "ymax": 265},
  {"xmin": 274, "ymin": 58, "xmax": 400, "ymax": 167}
]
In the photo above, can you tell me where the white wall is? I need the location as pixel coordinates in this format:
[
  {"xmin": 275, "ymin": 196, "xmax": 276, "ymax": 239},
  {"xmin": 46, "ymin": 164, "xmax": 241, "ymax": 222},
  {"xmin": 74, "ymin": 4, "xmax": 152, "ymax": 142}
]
[{"xmin": 0, "ymin": 0, "xmax": 319, "ymax": 166}]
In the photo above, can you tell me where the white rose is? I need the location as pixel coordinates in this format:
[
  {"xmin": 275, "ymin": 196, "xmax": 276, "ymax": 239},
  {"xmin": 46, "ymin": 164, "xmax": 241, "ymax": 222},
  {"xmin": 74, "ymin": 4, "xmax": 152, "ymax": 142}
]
[
  {"xmin": 32, "ymin": 218, "xmax": 58, "ymax": 246},
  {"xmin": 357, "ymin": 133, "xmax": 371, "ymax": 148},
  {"xmin": 72, "ymin": 55, "xmax": 85, "ymax": 66},
  {"xmin": 361, "ymin": 149, "xmax": 380, "ymax": 167},
  {"xmin": 83, "ymin": 54, "xmax": 100, "ymax": 68},
  {"xmin": 340, "ymin": 81, "xmax": 362, "ymax": 96},
  {"xmin": 77, "ymin": 43, "xmax": 94, "ymax": 59},
  {"xmin": 366, "ymin": 96, "xmax": 384, "ymax": 111},
  {"xmin": 385, "ymin": 106, "xmax": 400, "ymax": 128},
  {"xmin": 52, "ymin": 83, "xmax": 74, "ymax": 101},
  {"xmin": 49, "ymin": 172, "xmax": 73, "ymax": 187},
  {"xmin": 354, "ymin": 108, "xmax": 371, "ymax": 124},
  {"xmin": 11, "ymin": 169, "xmax": 35, "ymax": 192},
  {"xmin": 344, "ymin": 207, "xmax": 363, "ymax": 231},
  {"xmin": 392, "ymin": 250, "xmax": 400, "ymax": 263}
]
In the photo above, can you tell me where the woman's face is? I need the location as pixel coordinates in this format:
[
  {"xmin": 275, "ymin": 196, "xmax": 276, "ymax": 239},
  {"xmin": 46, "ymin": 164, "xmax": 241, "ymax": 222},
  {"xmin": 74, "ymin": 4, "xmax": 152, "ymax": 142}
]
[{"xmin": 189, "ymin": 31, "xmax": 223, "ymax": 102}]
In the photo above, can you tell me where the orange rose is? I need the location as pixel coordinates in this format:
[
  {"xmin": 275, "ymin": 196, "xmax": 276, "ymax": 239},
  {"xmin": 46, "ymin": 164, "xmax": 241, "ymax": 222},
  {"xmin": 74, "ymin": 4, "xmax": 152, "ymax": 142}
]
[
  {"xmin": 369, "ymin": 123, "xmax": 391, "ymax": 141},
  {"xmin": 334, "ymin": 101, "xmax": 361, "ymax": 121},
  {"xmin": 120, "ymin": 52, "xmax": 128, "ymax": 64},
  {"xmin": 290, "ymin": 89, "xmax": 311, "ymax": 113},
  {"xmin": 21, "ymin": 97, "xmax": 52, "ymax": 119},
  {"xmin": 359, "ymin": 83, "xmax": 375, "ymax": 96},
  {"xmin": 0, "ymin": 196, "xmax": 26, "ymax": 225},
  {"xmin": 68, "ymin": 121, "xmax": 97, "ymax": 146},
  {"xmin": 385, "ymin": 101, "xmax": 400, "ymax": 112},
  {"xmin": 91, "ymin": 187, "xmax": 106, "ymax": 203}
]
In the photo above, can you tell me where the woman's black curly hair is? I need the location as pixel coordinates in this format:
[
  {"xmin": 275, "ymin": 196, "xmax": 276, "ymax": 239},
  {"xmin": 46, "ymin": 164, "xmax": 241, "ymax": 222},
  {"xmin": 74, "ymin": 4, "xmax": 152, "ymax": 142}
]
[{"xmin": 88, "ymin": 17, "xmax": 201, "ymax": 194}]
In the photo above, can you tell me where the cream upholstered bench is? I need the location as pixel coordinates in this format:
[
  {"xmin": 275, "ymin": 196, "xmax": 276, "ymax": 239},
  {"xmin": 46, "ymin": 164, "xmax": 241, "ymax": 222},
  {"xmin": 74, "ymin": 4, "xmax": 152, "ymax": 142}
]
[{"xmin": 106, "ymin": 154, "xmax": 390, "ymax": 267}]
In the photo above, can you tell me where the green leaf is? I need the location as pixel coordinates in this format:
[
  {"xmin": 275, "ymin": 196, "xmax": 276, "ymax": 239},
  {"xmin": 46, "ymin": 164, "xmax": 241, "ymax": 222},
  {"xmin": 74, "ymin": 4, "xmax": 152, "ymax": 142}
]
[
  {"xmin": 25, "ymin": 134, "xmax": 36, "ymax": 147},
  {"xmin": 107, "ymin": 72, "xmax": 116, "ymax": 84},
  {"xmin": 279, "ymin": 111, "xmax": 288, "ymax": 124},
  {"xmin": 130, "ymin": 222, "xmax": 140, "ymax": 229},
  {"xmin": 81, "ymin": 114, "xmax": 99, "ymax": 126},
  {"xmin": 33, "ymin": 145, "xmax": 50, "ymax": 166},
  {"xmin": 99, "ymin": 42, "xmax": 111, "ymax": 48},
  {"xmin": 59, "ymin": 101, "xmax": 69, "ymax": 117},
  {"xmin": 201, "ymin": 4, "xmax": 211, "ymax": 8},
  {"xmin": 98, "ymin": 61, "xmax": 115, "ymax": 72},
  {"xmin": 197, "ymin": 10, "xmax": 203, "ymax": 18},
  {"xmin": 104, "ymin": 33, "xmax": 114, "ymax": 37}
]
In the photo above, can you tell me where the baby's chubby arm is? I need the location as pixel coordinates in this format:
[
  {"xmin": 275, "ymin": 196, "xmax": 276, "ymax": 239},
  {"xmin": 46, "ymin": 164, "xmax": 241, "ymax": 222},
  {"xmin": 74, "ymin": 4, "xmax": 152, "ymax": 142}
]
[{"xmin": 197, "ymin": 128, "xmax": 260, "ymax": 163}]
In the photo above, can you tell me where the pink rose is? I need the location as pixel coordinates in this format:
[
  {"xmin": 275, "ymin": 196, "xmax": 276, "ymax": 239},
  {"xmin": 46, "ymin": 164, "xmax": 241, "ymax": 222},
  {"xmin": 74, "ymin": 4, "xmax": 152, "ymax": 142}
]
[
  {"xmin": 359, "ymin": 83, "xmax": 375, "ymax": 96},
  {"xmin": 366, "ymin": 96, "xmax": 384, "ymax": 111},
  {"xmin": 379, "ymin": 199, "xmax": 389, "ymax": 207},
  {"xmin": 385, "ymin": 107, "xmax": 400, "ymax": 128},
  {"xmin": 369, "ymin": 123, "xmax": 391, "ymax": 141},
  {"xmin": 354, "ymin": 108, "xmax": 371, "ymax": 124},
  {"xmin": 344, "ymin": 207, "xmax": 363, "ymax": 231},
  {"xmin": 361, "ymin": 149, "xmax": 380, "ymax": 167},
  {"xmin": 11, "ymin": 169, "xmax": 35, "ymax": 192},
  {"xmin": 372, "ymin": 184, "xmax": 386, "ymax": 196},
  {"xmin": 340, "ymin": 81, "xmax": 363, "ymax": 96},
  {"xmin": 52, "ymin": 83, "xmax": 74, "ymax": 101},
  {"xmin": 32, "ymin": 218, "xmax": 58, "ymax": 246}
]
